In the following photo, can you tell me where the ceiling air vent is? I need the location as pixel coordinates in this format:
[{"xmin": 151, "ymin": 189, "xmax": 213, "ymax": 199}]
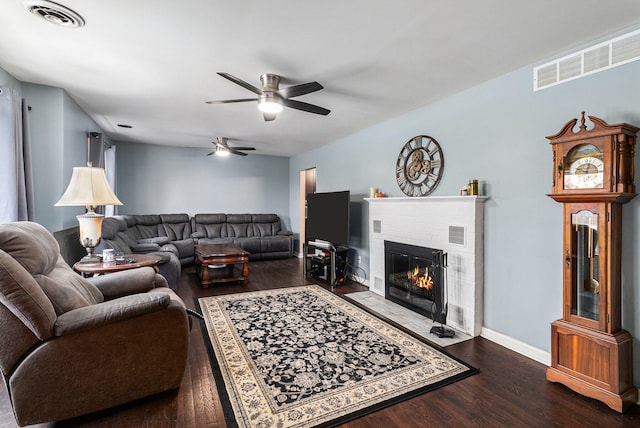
[
  {"xmin": 22, "ymin": 0, "xmax": 85, "ymax": 28},
  {"xmin": 534, "ymin": 28, "xmax": 640, "ymax": 91}
]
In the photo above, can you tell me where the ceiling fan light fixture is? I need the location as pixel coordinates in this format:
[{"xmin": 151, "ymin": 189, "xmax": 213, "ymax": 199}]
[
  {"xmin": 215, "ymin": 146, "xmax": 230, "ymax": 156},
  {"xmin": 258, "ymin": 96, "xmax": 283, "ymax": 114}
]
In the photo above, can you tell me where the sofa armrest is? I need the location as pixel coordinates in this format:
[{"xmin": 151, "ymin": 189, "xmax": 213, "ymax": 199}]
[
  {"xmin": 54, "ymin": 293, "xmax": 170, "ymax": 336},
  {"xmin": 191, "ymin": 231, "xmax": 205, "ymax": 239},
  {"xmin": 138, "ymin": 236, "xmax": 171, "ymax": 246},
  {"xmin": 88, "ymin": 267, "xmax": 165, "ymax": 299},
  {"xmin": 131, "ymin": 242, "xmax": 162, "ymax": 253},
  {"xmin": 277, "ymin": 230, "xmax": 293, "ymax": 236},
  {"xmin": 160, "ymin": 243, "xmax": 179, "ymax": 257},
  {"xmin": 170, "ymin": 239, "xmax": 195, "ymax": 257}
]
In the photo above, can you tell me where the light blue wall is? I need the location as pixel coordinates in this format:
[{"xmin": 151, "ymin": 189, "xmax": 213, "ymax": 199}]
[
  {"xmin": 0, "ymin": 67, "xmax": 21, "ymax": 92},
  {"xmin": 289, "ymin": 41, "xmax": 640, "ymax": 381},
  {"xmin": 20, "ymin": 83, "xmax": 103, "ymax": 231},
  {"xmin": 115, "ymin": 142, "xmax": 291, "ymax": 227}
]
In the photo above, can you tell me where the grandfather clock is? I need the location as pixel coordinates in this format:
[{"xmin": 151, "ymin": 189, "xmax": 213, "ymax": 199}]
[{"xmin": 546, "ymin": 112, "xmax": 638, "ymax": 412}]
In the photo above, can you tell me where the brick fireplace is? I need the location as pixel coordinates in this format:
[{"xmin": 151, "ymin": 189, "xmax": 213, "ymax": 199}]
[{"xmin": 367, "ymin": 196, "xmax": 487, "ymax": 336}]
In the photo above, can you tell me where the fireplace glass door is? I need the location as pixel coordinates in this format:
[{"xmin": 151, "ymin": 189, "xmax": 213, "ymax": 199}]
[{"xmin": 384, "ymin": 241, "xmax": 444, "ymax": 323}]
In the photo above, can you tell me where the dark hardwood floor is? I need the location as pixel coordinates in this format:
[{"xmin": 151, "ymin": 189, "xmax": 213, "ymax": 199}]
[{"xmin": 2, "ymin": 257, "xmax": 639, "ymax": 427}]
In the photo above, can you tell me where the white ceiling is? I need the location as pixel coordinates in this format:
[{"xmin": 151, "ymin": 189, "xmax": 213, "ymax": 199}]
[{"xmin": 2, "ymin": 0, "xmax": 640, "ymax": 157}]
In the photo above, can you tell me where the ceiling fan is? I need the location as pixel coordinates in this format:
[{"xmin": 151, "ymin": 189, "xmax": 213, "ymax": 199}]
[
  {"xmin": 206, "ymin": 72, "xmax": 330, "ymax": 121},
  {"xmin": 207, "ymin": 137, "xmax": 255, "ymax": 157}
]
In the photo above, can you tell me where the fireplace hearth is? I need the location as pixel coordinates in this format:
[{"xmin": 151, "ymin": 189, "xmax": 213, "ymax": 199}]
[{"xmin": 384, "ymin": 240, "xmax": 446, "ymax": 323}]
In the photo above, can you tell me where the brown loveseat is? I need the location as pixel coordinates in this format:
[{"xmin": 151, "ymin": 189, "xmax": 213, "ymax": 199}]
[{"xmin": 0, "ymin": 222, "xmax": 190, "ymax": 426}]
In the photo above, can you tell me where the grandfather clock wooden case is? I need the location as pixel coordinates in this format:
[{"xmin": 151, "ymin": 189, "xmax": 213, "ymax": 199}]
[{"xmin": 546, "ymin": 112, "xmax": 638, "ymax": 412}]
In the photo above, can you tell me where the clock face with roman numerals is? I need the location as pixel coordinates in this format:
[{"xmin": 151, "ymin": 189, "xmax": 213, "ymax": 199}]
[{"xmin": 396, "ymin": 135, "xmax": 444, "ymax": 197}]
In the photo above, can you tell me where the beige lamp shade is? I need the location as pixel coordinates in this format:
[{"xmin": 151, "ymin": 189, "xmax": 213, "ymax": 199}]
[
  {"xmin": 55, "ymin": 166, "xmax": 122, "ymax": 263},
  {"xmin": 55, "ymin": 166, "xmax": 122, "ymax": 207}
]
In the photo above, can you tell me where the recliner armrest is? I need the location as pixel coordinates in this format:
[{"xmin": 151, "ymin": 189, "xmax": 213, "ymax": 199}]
[
  {"xmin": 139, "ymin": 236, "xmax": 171, "ymax": 246},
  {"xmin": 191, "ymin": 231, "xmax": 205, "ymax": 239},
  {"xmin": 277, "ymin": 230, "xmax": 293, "ymax": 236},
  {"xmin": 131, "ymin": 242, "xmax": 162, "ymax": 253},
  {"xmin": 88, "ymin": 267, "xmax": 164, "ymax": 299},
  {"xmin": 54, "ymin": 293, "xmax": 170, "ymax": 336}
]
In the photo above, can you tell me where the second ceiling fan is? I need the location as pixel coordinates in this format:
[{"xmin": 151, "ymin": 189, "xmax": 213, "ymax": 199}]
[
  {"xmin": 207, "ymin": 137, "xmax": 255, "ymax": 157},
  {"xmin": 206, "ymin": 72, "xmax": 330, "ymax": 121}
]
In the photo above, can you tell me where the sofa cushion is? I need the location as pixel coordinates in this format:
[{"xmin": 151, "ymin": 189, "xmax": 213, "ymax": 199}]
[
  {"xmin": 35, "ymin": 258, "xmax": 104, "ymax": 315},
  {"xmin": 134, "ymin": 215, "xmax": 162, "ymax": 239},
  {"xmin": 0, "ymin": 221, "xmax": 60, "ymax": 275},
  {"xmin": 251, "ymin": 214, "xmax": 281, "ymax": 237},
  {"xmin": 160, "ymin": 214, "xmax": 192, "ymax": 240},
  {"xmin": 260, "ymin": 235, "xmax": 292, "ymax": 253},
  {"xmin": 193, "ymin": 214, "xmax": 228, "ymax": 239},
  {"xmin": 197, "ymin": 237, "xmax": 233, "ymax": 246},
  {"xmin": 233, "ymin": 237, "xmax": 260, "ymax": 254},
  {"xmin": 226, "ymin": 214, "xmax": 253, "ymax": 238},
  {"xmin": 101, "ymin": 217, "xmax": 127, "ymax": 240},
  {"xmin": 0, "ymin": 249, "xmax": 56, "ymax": 340}
]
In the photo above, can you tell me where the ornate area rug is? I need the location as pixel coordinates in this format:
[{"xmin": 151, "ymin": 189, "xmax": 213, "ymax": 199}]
[{"xmin": 196, "ymin": 285, "xmax": 478, "ymax": 428}]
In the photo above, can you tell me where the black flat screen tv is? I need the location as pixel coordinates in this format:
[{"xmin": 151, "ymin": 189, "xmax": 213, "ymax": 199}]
[{"xmin": 306, "ymin": 190, "xmax": 350, "ymax": 247}]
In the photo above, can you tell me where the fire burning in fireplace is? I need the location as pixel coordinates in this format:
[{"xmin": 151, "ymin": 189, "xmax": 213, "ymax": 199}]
[{"xmin": 408, "ymin": 266, "xmax": 433, "ymax": 290}]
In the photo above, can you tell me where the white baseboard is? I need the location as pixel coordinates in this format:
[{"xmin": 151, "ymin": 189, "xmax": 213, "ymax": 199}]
[{"xmin": 480, "ymin": 327, "xmax": 551, "ymax": 366}]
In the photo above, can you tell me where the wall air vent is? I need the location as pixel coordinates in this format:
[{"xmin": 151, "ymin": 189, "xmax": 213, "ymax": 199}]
[
  {"xmin": 449, "ymin": 225, "xmax": 465, "ymax": 246},
  {"xmin": 534, "ymin": 28, "xmax": 640, "ymax": 91},
  {"xmin": 22, "ymin": 0, "xmax": 85, "ymax": 28}
]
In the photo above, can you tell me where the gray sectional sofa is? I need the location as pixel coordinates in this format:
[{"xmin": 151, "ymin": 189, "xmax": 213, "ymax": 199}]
[
  {"xmin": 191, "ymin": 213, "xmax": 293, "ymax": 260},
  {"xmin": 96, "ymin": 213, "xmax": 293, "ymax": 290}
]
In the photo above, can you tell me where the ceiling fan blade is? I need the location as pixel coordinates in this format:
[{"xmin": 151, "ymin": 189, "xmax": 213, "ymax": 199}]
[
  {"xmin": 217, "ymin": 72, "xmax": 263, "ymax": 95},
  {"xmin": 276, "ymin": 81, "xmax": 323, "ymax": 99},
  {"xmin": 229, "ymin": 149, "xmax": 248, "ymax": 156},
  {"xmin": 230, "ymin": 147, "xmax": 255, "ymax": 151},
  {"xmin": 205, "ymin": 98, "xmax": 256, "ymax": 104},
  {"xmin": 263, "ymin": 112, "xmax": 277, "ymax": 121},
  {"xmin": 281, "ymin": 98, "xmax": 330, "ymax": 116}
]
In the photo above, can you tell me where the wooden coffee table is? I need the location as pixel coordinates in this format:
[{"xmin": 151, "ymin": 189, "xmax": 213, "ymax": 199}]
[
  {"xmin": 195, "ymin": 243, "xmax": 249, "ymax": 288},
  {"xmin": 73, "ymin": 254, "xmax": 160, "ymax": 276}
]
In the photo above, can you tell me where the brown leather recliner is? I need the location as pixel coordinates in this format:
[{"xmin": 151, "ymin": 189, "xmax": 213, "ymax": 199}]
[{"xmin": 0, "ymin": 222, "xmax": 190, "ymax": 426}]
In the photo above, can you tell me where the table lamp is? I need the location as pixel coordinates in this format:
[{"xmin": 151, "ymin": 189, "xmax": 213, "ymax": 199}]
[{"xmin": 55, "ymin": 165, "xmax": 122, "ymax": 263}]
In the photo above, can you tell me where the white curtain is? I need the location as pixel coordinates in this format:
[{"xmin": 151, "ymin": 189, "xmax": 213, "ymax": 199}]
[
  {"xmin": 104, "ymin": 145, "xmax": 118, "ymax": 217},
  {"xmin": 0, "ymin": 86, "xmax": 34, "ymax": 223}
]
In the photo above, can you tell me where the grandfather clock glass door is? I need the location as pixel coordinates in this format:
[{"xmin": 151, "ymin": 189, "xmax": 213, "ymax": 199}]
[{"xmin": 566, "ymin": 206, "xmax": 603, "ymax": 330}]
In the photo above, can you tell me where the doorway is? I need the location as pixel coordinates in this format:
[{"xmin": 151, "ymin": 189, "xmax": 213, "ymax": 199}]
[{"xmin": 299, "ymin": 167, "xmax": 316, "ymax": 256}]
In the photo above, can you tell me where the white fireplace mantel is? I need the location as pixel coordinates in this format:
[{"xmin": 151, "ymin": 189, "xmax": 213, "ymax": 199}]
[{"xmin": 366, "ymin": 195, "xmax": 488, "ymax": 336}]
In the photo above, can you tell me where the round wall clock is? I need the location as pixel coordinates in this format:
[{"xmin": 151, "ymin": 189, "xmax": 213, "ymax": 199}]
[{"xmin": 396, "ymin": 135, "xmax": 444, "ymax": 196}]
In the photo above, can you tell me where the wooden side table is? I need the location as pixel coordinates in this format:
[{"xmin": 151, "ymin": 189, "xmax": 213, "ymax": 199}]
[{"xmin": 73, "ymin": 254, "xmax": 160, "ymax": 276}]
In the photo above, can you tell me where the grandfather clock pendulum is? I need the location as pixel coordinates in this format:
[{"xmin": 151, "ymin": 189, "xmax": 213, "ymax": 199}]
[{"xmin": 545, "ymin": 112, "xmax": 638, "ymax": 412}]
